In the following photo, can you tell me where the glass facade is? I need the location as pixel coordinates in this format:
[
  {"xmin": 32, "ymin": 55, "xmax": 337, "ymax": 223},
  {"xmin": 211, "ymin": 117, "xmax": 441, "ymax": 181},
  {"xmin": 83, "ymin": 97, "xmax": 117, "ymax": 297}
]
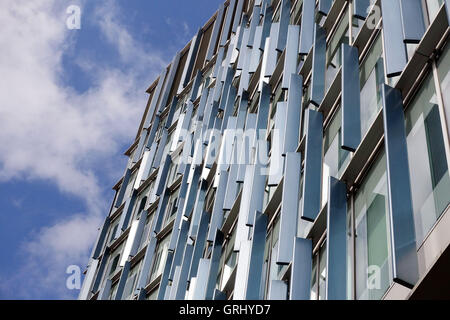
[{"xmin": 80, "ymin": 0, "xmax": 450, "ymax": 301}]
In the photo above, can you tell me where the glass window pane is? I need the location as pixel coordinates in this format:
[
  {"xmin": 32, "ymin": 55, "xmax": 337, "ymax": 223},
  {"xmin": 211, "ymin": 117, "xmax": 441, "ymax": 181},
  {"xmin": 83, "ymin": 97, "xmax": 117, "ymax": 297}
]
[
  {"xmin": 405, "ymin": 72, "xmax": 450, "ymax": 244},
  {"xmin": 354, "ymin": 151, "xmax": 392, "ymax": 300},
  {"xmin": 437, "ymin": 43, "xmax": 450, "ymax": 136}
]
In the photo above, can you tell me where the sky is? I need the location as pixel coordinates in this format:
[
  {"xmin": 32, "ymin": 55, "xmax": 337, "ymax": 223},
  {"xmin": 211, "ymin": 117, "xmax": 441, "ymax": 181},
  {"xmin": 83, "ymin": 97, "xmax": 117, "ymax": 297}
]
[{"xmin": 0, "ymin": 0, "xmax": 222, "ymax": 299}]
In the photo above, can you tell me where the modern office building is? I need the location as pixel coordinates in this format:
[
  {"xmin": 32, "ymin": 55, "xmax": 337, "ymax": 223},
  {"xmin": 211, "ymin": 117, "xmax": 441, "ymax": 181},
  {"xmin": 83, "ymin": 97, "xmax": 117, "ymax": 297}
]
[{"xmin": 79, "ymin": 0, "xmax": 450, "ymax": 300}]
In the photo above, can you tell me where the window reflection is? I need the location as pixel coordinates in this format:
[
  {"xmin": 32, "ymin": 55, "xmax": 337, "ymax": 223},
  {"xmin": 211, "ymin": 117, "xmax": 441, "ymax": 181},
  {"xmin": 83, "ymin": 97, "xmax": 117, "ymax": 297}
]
[{"xmin": 405, "ymin": 72, "xmax": 450, "ymax": 244}]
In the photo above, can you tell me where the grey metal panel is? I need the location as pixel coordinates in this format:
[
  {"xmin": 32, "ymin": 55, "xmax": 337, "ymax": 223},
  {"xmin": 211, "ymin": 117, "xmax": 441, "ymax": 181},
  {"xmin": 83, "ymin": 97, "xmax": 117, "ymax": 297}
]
[
  {"xmin": 236, "ymin": 113, "xmax": 258, "ymax": 182},
  {"xmin": 205, "ymin": 230, "xmax": 224, "ymax": 299},
  {"xmin": 223, "ymin": 163, "xmax": 239, "ymax": 210},
  {"xmin": 192, "ymin": 259, "xmax": 211, "ymax": 299},
  {"xmin": 247, "ymin": 5, "xmax": 261, "ymax": 48},
  {"xmin": 268, "ymin": 102, "xmax": 287, "ymax": 186},
  {"xmin": 98, "ymin": 278, "xmax": 112, "ymax": 300},
  {"xmin": 353, "ymin": 0, "xmax": 371, "ymax": 19},
  {"xmin": 259, "ymin": 4, "xmax": 274, "ymax": 51},
  {"xmin": 207, "ymin": 5, "xmax": 225, "ymax": 62},
  {"xmin": 129, "ymin": 210, "xmax": 148, "ymax": 256},
  {"xmin": 341, "ymin": 43, "xmax": 362, "ymax": 152},
  {"xmin": 380, "ymin": 0, "xmax": 407, "ymax": 77},
  {"xmin": 114, "ymin": 260, "xmax": 130, "ymax": 300},
  {"xmin": 145, "ymin": 115, "xmax": 160, "ymax": 149},
  {"xmin": 182, "ymin": 165, "xmax": 202, "ymax": 219},
  {"xmin": 325, "ymin": 177, "xmax": 347, "ymax": 300},
  {"xmin": 212, "ymin": 47, "xmax": 225, "ymax": 79},
  {"xmin": 178, "ymin": 28, "xmax": 203, "ymax": 93},
  {"xmin": 157, "ymin": 52, "xmax": 181, "ymax": 114},
  {"xmin": 265, "ymin": 22, "xmax": 280, "ymax": 77},
  {"xmin": 135, "ymin": 235, "xmax": 158, "ymax": 292},
  {"xmin": 92, "ymin": 217, "xmax": 110, "ymax": 259},
  {"xmin": 188, "ymin": 70, "xmax": 203, "ymax": 102},
  {"xmin": 276, "ymin": 0, "xmax": 291, "ymax": 52},
  {"xmin": 151, "ymin": 189, "xmax": 170, "ymax": 235},
  {"xmin": 179, "ymin": 102, "xmax": 194, "ymax": 140},
  {"xmin": 318, "ymin": 0, "xmax": 333, "ymax": 16},
  {"xmin": 246, "ymin": 143, "xmax": 269, "ymax": 226},
  {"xmin": 232, "ymin": 0, "xmax": 245, "ymax": 33},
  {"xmin": 188, "ymin": 181, "xmax": 208, "ymax": 240},
  {"xmin": 157, "ymin": 251, "xmax": 174, "ymax": 300},
  {"xmin": 234, "ymin": 165, "xmax": 255, "ymax": 252},
  {"xmin": 290, "ymin": 238, "xmax": 313, "ymax": 300},
  {"xmin": 91, "ymin": 248, "xmax": 110, "ymax": 294},
  {"xmin": 301, "ymin": 109, "xmax": 323, "ymax": 222},
  {"xmin": 220, "ymin": 0, "xmax": 237, "ymax": 47},
  {"xmin": 155, "ymin": 154, "xmax": 172, "ymax": 196},
  {"xmin": 144, "ymin": 69, "xmax": 167, "ymax": 129},
  {"xmin": 132, "ymin": 130, "xmax": 147, "ymax": 164},
  {"xmin": 196, "ymin": 85, "xmax": 210, "ymax": 122},
  {"xmin": 381, "ymin": 84, "xmax": 418, "ymax": 288},
  {"xmin": 255, "ymin": 82, "xmax": 271, "ymax": 140},
  {"xmin": 118, "ymin": 191, "xmax": 137, "ymax": 234},
  {"xmin": 233, "ymin": 240, "xmax": 251, "ymax": 299},
  {"xmin": 152, "ymin": 129, "xmax": 168, "ymax": 169},
  {"xmin": 237, "ymin": 29, "xmax": 250, "ymax": 71},
  {"xmin": 174, "ymin": 243, "xmax": 194, "ymax": 299},
  {"xmin": 169, "ymin": 164, "xmax": 192, "ymax": 251},
  {"xmin": 282, "ymin": 25, "xmax": 300, "ymax": 89},
  {"xmin": 114, "ymin": 168, "xmax": 131, "ymax": 208},
  {"xmin": 311, "ymin": 23, "xmax": 326, "ymax": 106},
  {"xmin": 221, "ymin": 76, "xmax": 236, "ymax": 119},
  {"xmin": 165, "ymin": 97, "xmax": 179, "ymax": 129},
  {"xmin": 207, "ymin": 170, "xmax": 228, "ymax": 242},
  {"xmin": 190, "ymin": 210, "xmax": 209, "ymax": 275},
  {"xmin": 169, "ymin": 266, "xmax": 182, "ymax": 300},
  {"xmin": 283, "ymin": 74, "xmax": 303, "ymax": 155},
  {"xmin": 446, "ymin": 0, "xmax": 450, "ymax": 25},
  {"xmin": 277, "ymin": 152, "xmax": 301, "ymax": 264},
  {"xmin": 169, "ymin": 219, "xmax": 190, "ymax": 281},
  {"xmin": 268, "ymin": 280, "xmax": 288, "ymax": 300},
  {"xmin": 249, "ymin": 26, "xmax": 263, "ymax": 73},
  {"xmin": 245, "ymin": 211, "xmax": 267, "ymax": 299},
  {"xmin": 299, "ymin": 0, "xmax": 315, "ymax": 55},
  {"xmin": 399, "ymin": 0, "xmax": 426, "ymax": 43}
]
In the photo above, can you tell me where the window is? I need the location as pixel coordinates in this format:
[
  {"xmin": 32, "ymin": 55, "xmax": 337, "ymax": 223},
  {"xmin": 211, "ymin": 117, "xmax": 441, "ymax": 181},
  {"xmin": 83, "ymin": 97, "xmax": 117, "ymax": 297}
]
[
  {"xmin": 310, "ymin": 240, "xmax": 327, "ymax": 300},
  {"xmin": 359, "ymin": 35, "xmax": 384, "ymax": 138},
  {"xmin": 138, "ymin": 212, "xmax": 154, "ymax": 251},
  {"xmin": 217, "ymin": 227, "xmax": 237, "ymax": 291},
  {"xmin": 122, "ymin": 261, "xmax": 142, "ymax": 300},
  {"xmin": 148, "ymin": 233, "xmax": 171, "ymax": 283},
  {"xmin": 263, "ymin": 217, "xmax": 287, "ymax": 298},
  {"xmin": 352, "ymin": 151, "xmax": 392, "ymax": 300},
  {"xmin": 164, "ymin": 188, "xmax": 180, "ymax": 225},
  {"xmin": 437, "ymin": 43, "xmax": 450, "ymax": 134},
  {"xmin": 107, "ymin": 218, "xmax": 120, "ymax": 244},
  {"xmin": 321, "ymin": 106, "xmax": 351, "ymax": 208},
  {"xmin": 405, "ymin": 71, "xmax": 450, "ymax": 244},
  {"xmin": 425, "ymin": 0, "xmax": 444, "ymax": 23}
]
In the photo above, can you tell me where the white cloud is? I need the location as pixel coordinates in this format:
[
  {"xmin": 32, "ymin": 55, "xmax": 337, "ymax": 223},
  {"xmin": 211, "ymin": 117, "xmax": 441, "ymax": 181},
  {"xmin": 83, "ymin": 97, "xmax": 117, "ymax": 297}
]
[{"xmin": 0, "ymin": 0, "xmax": 167, "ymax": 299}]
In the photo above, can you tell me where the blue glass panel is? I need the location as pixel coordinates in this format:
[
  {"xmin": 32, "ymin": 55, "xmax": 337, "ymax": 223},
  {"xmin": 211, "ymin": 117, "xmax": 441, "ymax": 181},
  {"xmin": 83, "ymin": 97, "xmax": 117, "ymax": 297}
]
[
  {"xmin": 380, "ymin": 0, "xmax": 407, "ymax": 77},
  {"xmin": 311, "ymin": 24, "xmax": 326, "ymax": 106},
  {"xmin": 299, "ymin": 0, "xmax": 315, "ymax": 55},
  {"xmin": 341, "ymin": 44, "xmax": 362, "ymax": 152},
  {"xmin": 326, "ymin": 177, "xmax": 347, "ymax": 300},
  {"xmin": 290, "ymin": 238, "xmax": 313, "ymax": 300},
  {"xmin": 381, "ymin": 84, "xmax": 418, "ymax": 288},
  {"xmin": 301, "ymin": 109, "xmax": 324, "ymax": 222},
  {"xmin": 399, "ymin": 0, "xmax": 426, "ymax": 43}
]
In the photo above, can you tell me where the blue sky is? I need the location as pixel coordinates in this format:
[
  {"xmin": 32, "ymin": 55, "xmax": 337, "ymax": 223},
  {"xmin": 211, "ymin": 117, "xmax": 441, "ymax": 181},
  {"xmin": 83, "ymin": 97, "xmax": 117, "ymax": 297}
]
[{"xmin": 0, "ymin": 0, "xmax": 222, "ymax": 299}]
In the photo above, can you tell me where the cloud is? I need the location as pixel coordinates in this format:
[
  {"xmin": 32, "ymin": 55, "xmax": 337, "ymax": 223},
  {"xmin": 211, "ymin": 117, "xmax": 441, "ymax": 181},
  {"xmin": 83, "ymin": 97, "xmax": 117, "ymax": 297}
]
[{"xmin": 0, "ymin": 0, "xmax": 166, "ymax": 299}]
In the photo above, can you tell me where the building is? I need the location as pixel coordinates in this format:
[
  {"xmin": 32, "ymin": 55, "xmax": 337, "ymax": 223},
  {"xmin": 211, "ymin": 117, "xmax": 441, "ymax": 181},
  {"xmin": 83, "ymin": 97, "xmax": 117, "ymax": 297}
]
[{"xmin": 79, "ymin": 0, "xmax": 450, "ymax": 300}]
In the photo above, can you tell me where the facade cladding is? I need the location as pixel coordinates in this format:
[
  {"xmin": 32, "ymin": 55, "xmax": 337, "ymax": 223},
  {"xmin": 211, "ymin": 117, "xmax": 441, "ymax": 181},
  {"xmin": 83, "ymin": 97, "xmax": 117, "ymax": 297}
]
[{"xmin": 80, "ymin": 0, "xmax": 450, "ymax": 300}]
